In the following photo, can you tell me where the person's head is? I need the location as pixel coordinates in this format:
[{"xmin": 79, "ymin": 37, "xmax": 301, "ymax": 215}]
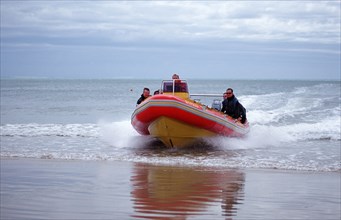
[
  {"xmin": 154, "ymin": 90, "xmax": 160, "ymax": 95},
  {"xmin": 226, "ymin": 88, "xmax": 234, "ymax": 98},
  {"xmin": 223, "ymin": 92, "xmax": 228, "ymax": 99},
  {"xmin": 142, "ymin": 88, "xmax": 150, "ymax": 97},
  {"xmin": 172, "ymin": 74, "xmax": 179, "ymax": 79}
]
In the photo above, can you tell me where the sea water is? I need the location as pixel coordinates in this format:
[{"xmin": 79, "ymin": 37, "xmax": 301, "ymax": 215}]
[{"xmin": 1, "ymin": 79, "xmax": 340, "ymax": 172}]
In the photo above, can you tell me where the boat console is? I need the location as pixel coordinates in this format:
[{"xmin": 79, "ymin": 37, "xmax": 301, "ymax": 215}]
[{"xmin": 161, "ymin": 80, "xmax": 189, "ymax": 99}]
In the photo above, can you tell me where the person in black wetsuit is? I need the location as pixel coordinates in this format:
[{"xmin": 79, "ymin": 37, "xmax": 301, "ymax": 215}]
[
  {"xmin": 136, "ymin": 87, "xmax": 150, "ymax": 105},
  {"xmin": 221, "ymin": 88, "xmax": 247, "ymax": 124}
]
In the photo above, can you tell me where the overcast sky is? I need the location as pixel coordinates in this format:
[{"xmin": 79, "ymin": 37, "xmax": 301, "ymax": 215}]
[{"xmin": 1, "ymin": 1, "xmax": 340, "ymax": 80}]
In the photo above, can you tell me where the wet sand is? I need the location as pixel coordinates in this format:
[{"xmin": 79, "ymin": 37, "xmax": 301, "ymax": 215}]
[{"xmin": 1, "ymin": 158, "xmax": 340, "ymax": 220}]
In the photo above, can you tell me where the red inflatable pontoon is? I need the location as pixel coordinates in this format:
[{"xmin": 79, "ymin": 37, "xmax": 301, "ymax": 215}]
[{"xmin": 131, "ymin": 80, "xmax": 249, "ymax": 147}]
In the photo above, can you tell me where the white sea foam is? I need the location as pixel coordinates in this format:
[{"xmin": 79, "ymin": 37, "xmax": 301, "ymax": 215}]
[
  {"xmin": 1, "ymin": 107, "xmax": 340, "ymax": 147},
  {"xmin": 203, "ymin": 112, "xmax": 340, "ymax": 151},
  {"xmin": 203, "ymin": 124, "xmax": 295, "ymax": 150},
  {"xmin": 0, "ymin": 123, "xmax": 100, "ymax": 137},
  {"xmin": 281, "ymin": 115, "xmax": 341, "ymax": 141},
  {"xmin": 98, "ymin": 120, "xmax": 152, "ymax": 148}
]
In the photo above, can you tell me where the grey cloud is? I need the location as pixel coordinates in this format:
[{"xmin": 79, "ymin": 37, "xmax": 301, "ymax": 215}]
[
  {"xmin": 1, "ymin": 1, "xmax": 339, "ymax": 80},
  {"xmin": 1, "ymin": 1, "xmax": 340, "ymax": 44}
]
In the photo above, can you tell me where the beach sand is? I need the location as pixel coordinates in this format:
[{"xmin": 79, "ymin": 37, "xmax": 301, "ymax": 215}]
[{"xmin": 1, "ymin": 158, "xmax": 340, "ymax": 220}]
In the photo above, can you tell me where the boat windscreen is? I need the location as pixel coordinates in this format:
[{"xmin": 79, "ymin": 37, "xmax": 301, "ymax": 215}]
[{"xmin": 163, "ymin": 81, "xmax": 188, "ymax": 93}]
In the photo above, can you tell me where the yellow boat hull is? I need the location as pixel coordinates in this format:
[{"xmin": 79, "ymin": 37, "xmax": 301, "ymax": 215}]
[{"xmin": 148, "ymin": 116, "xmax": 216, "ymax": 148}]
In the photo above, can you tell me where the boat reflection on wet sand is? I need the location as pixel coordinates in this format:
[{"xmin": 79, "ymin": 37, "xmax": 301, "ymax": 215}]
[{"xmin": 130, "ymin": 163, "xmax": 245, "ymax": 219}]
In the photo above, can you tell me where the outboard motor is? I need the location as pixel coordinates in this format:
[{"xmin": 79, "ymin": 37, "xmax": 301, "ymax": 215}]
[{"xmin": 211, "ymin": 99, "xmax": 222, "ymax": 111}]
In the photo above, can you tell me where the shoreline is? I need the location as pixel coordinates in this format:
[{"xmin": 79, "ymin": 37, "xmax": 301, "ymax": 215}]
[
  {"xmin": 1, "ymin": 156, "xmax": 339, "ymax": 173},
  {"xmin": 1, "ymin": 157, "xmax": 340, "ymax": 220}
]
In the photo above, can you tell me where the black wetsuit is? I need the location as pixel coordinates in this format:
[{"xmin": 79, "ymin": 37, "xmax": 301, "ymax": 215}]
[
  {"xmin": 221, "ymin": 95, "xmax": 247, "ymax": 124},
  {"xmin": 137, "ymin": 95, "xmax": 147, "ymax": 105}
]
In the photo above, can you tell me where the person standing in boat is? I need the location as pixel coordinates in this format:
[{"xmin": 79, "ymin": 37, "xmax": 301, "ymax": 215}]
[
  {"xmin": 221, "ymin": 88, "xmax": 247, "ymax": 124},
  {"xmin": 172, "ymin": 73, "xmax": 180, "ymax": 79},
  {"xmin": 136, "ymin": 87, "xmax": 150, "ymax": 105},
  {"xmin": 172, "ymin": 73, "xmax": 186, "ymax": 92}
]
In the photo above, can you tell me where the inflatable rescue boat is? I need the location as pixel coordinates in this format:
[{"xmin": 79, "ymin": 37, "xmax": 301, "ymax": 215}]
[{"xmin": 131, "ymin": 79, "xmax": 249, "ymax": 147}]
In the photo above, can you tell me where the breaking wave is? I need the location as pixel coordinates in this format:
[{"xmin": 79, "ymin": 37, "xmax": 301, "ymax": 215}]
[{"xmin": 1, "ymin": 81, "xmax": 340, "ymax": 172}]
